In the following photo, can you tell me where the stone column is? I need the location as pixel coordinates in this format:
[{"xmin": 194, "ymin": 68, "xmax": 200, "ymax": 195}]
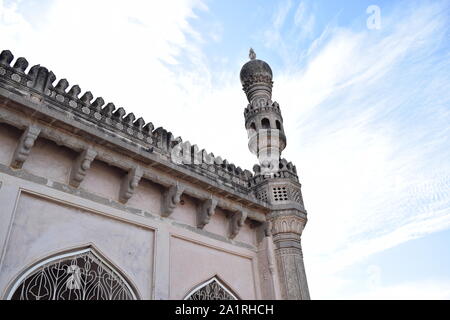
[{"xmin": 270, "ymin": 212, "xmax": 310, "ymax": 300}]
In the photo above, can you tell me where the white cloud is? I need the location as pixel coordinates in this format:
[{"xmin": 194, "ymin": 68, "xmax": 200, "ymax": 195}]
[
  {"xmin": 273, "ymin": 0, "xmax": 292, "ymax": 30},
  {"xmin": 0, "ymin": 0, "xmax": 257, "ymax": 167},
  {"xmin": 352, "ymin": 278, "xmax": 450, "ymax": 300},
  {"xmin": 293, "ymin": 1, "xmax": 314, "ymax": 36},
  {"xmin": 274, "ymin": 1, "xmax": 450, "ymax": 298}
]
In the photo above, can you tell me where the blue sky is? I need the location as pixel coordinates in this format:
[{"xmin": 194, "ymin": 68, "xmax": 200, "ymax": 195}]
[{"xmin": 1, "ymin": 0, "xmax": 449, "ymax": 299}]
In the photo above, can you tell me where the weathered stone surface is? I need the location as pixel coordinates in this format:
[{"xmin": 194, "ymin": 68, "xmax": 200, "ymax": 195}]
[
  {"xmin": 161, "ymin": 184, "xmax": 184, "ymax": 217},
  {"xmin": 270, "ymin": 213, "xmax": 310, "ymax": 300},
  {"xmin": 197, "ymin": 198, "xmax": 217, "ymax": 229},
  {"xmin": 229, "ymin": 210, "xmax": 247, "ymax": 239},
  {"xmin": 69, "ymin": 147, "xmax": 97, "ymax": 188},
  {"xmin": 119, "ymin": 166, "xmax": 143, "ymax": 203},
  {"xmin": 11, "ymin": 125, "xmax": 41, "ymax": 169}
]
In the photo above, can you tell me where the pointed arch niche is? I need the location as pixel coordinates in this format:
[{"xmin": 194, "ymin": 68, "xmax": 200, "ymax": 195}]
[
  {"xmin": 184, "ymin": 276, "xmax": 240, "ymax": 300},
  {"xmin": 6, "ymin": 246, "xmax": 139, "ymax": 300}
]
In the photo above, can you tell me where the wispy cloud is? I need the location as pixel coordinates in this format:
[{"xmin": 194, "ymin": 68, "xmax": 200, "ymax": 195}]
[
  {"xmin": 0, "ymin": 0, "xmax": 257, "ymax": 169},
  {"xmin": 269, "ymin": 1, "xmax": 450, "ymax": 298},
  {"xmin": 263, "ymin": 0, "xmax": 316, "ymax": 67},
  {"xmin": 352, "ymin": 277, "xmax": 450, "ymax": 300},
  {"xmin": 293, "ymin": 1, "xmax": 315, "ymax": 37}
]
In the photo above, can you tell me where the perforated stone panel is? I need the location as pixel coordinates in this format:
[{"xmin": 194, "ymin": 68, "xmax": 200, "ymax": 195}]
[
  {"xmin": 256, "ymin": 189, "xmax": 268, "ymax": 202},
  {"xmin": 272, "ymin": 186, "xmax": 288, "ymax": 202}
]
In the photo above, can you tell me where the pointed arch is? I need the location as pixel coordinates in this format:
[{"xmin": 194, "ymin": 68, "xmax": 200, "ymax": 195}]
[
  {"xmin": 276, "ymin": 120, "xmax": 282, "ymax": 130},
  {"xmin": 184, "ymin": 276, "xmax": 240, "ymax": 300},
  {"xmin": 6, "ymin": 246, "xmax": 139, "ymax": 300}
]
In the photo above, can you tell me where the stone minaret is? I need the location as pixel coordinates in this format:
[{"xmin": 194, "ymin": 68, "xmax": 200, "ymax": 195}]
[{"xmin": 241, "ymin": 49, "xmax": 310, "ymax": 300}]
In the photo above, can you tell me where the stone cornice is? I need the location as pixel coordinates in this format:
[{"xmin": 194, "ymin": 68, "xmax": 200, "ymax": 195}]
[{"xmin": 0, "ymin": 49, "xmax": 302, "ymax": 214}]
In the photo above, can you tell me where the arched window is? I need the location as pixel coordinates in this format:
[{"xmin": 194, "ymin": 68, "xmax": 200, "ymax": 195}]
[
  {"xmin": 249, "ymin": 122, "xmax": 256, "ymax": 131},
  {"xmin": 7, "ymin": 247, "xmax": 138, "ymax": 300},
  {"xmin": 261, "ymin": 118, "xmax": 270, "ymax": 129},
  {"xmin": 276, "ymin": 120, "xmax": 282, "ymax": 130},
  {"xmin": 184, "ymin": 276, "xmax": 239, "ymax": 300}
]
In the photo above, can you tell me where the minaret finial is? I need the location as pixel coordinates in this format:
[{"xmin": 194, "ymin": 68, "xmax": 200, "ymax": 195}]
[{"xmin": 249, "ymin": 48, "xmax": 256, "ymax": 60}]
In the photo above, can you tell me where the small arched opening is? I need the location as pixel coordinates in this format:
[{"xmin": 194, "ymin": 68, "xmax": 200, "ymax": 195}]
[
  {"xmin": 276, "ymin": 120, "xmax": 282, "ymax": 130},
  {"xmin": 261, "ymin": 118, "xmax": 270, "ymax": 129}
]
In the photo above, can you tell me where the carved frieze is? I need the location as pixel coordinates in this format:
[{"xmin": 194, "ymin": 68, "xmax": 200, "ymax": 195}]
[
  {"xmin": 270, "ymin": 215, "xmax": 306, "ymax": 236},
  {"xmin": 288, "ymin": 185, "xmax": 304, "ymax": 206}
]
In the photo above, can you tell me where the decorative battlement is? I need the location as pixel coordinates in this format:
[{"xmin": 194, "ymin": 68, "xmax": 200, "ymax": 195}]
[
  {"xmin": 0, "ymin": 48, "xmax": 311, "ymax": 301},
  {"xmin": 0, "ymin": 50, "xmax": 262, "ymax": 192},
  {"xmin": 0, "ymin": 49, "xmax": 303, "ymax": 206},
  {"xmin": 0, "ymin": 50, "xmax": 155, "ymax": 149},
  {"xmin": 244, "ymin": 101, "xmax": 283, "ymax": 123},
  {"xmin": 250, "ymin": 159, "xmax": 298, "ymax": 187}
]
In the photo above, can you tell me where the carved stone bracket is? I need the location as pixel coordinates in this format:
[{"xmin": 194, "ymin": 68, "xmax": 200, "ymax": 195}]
[
  {"xmin": 69, "ymin": 147, "xmax": 97, "ymax": 188},
  {"xmin": 119, "ymin": 166, "xmax": 143, "ymax": 204},
  {"xmin": 11, "ymin": 125, "xmax": 41, "ymax": 169},
  {"xmin": 161, "ymin": 184, "xmax": 184, "ymax": 217},
  {"xmin": 197, "ymin": 198, "xmax": 218, "ymax": 229},
  {"xmin": 229, "ymin": 210, "xmax": 248, "ymax": 239}
]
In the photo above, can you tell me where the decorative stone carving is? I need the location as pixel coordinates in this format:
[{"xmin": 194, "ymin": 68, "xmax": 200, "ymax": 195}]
[
  {"xmin": 27, "ymin": 65, "xmax": 56, "ymax": 95},
  {"xmin": 9, "ymin": 248, "xmax": 137, "ymax": 300},
  {"xmin": 256, "ymin": 233, "xmax": 281, "ymax": 299},
  {"xmin": 161, "ymin": 184, "xmax": 184, "ymax": 217},
  {"xmin": 197, "ymin": 198, "xmax": 217, "ymax": 229},
  {"xmin": 229, "ymin": 210, "xmax": 247, "ymax": 239},
  {"xmin": 264, "ymin": 220, "xmax": 273, "ymax": 237},
  {"xmin": 270, "ymin": 213, "xmax": 309, "ymax": 300},
  {"xmin": 69, "ymin": 148, "xmax": 97, "ymax": 188},
  {"xmin": 274, "ymin": 246, "xmax": 310, "ymax": 300},
  {"xmin": 0, "ymin": 49, "xmax": 303, "ymax": 197},
  {"xmin": 288, "ymin": 186, "xmax": 304, "ymax": 206},
  {"xmin": 184, "ymin": 277, "xmax": 238, "ymax": 300},
  {"xmin": 119, "ymin": 166, "xmax": 143, "ymax": 204},
  {"xmin": 11, "ymin": 125, "xmax": 41, "ymax": 169},
  {"xmin": 271, "ymin": 215, "xmax": 306, "ymax": 236}
]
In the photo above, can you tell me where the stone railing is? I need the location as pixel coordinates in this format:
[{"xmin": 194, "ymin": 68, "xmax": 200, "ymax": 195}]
[{"xmin": 249, "ymin": 159, "xmax": 299, "ymax": 188}]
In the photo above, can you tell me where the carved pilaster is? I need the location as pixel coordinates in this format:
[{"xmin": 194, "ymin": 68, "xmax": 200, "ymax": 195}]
[
  {"xmin": 69, "ymin": 148, "xmax": 97, "ymax": 188},
  {"xmin": 257, "ymin": 232, "xmax": 282, "ymax": 299},
  {"xmin": 270, "ymin": 213, "xmax": 310, "ymax": 300},
  {"xmin": 197, "ymin": 198, "xmax": 217, "ymax": 229},
  {"xmin": 229, "ymin": 210, "xmax": 247, "ymax": 239},
  {"xmin": 161, "ymin": 184, "xmax": 184, "ymax": 217},
  {"xmin": 119, "ymin": 166, "xmax": 143, "ymax": 204},
  {"xmin": 11, "ymin": 125, "xmax": 41, "ymax": 169},
  {"xmin": 274, "ymin": 246, "xmax": 310, "ymax": 300}
]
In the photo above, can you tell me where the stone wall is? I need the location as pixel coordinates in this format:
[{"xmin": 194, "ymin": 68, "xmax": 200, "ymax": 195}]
[{"xmin": 0, "ymin": 122, "xmax": 268, "ymax": 299}]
